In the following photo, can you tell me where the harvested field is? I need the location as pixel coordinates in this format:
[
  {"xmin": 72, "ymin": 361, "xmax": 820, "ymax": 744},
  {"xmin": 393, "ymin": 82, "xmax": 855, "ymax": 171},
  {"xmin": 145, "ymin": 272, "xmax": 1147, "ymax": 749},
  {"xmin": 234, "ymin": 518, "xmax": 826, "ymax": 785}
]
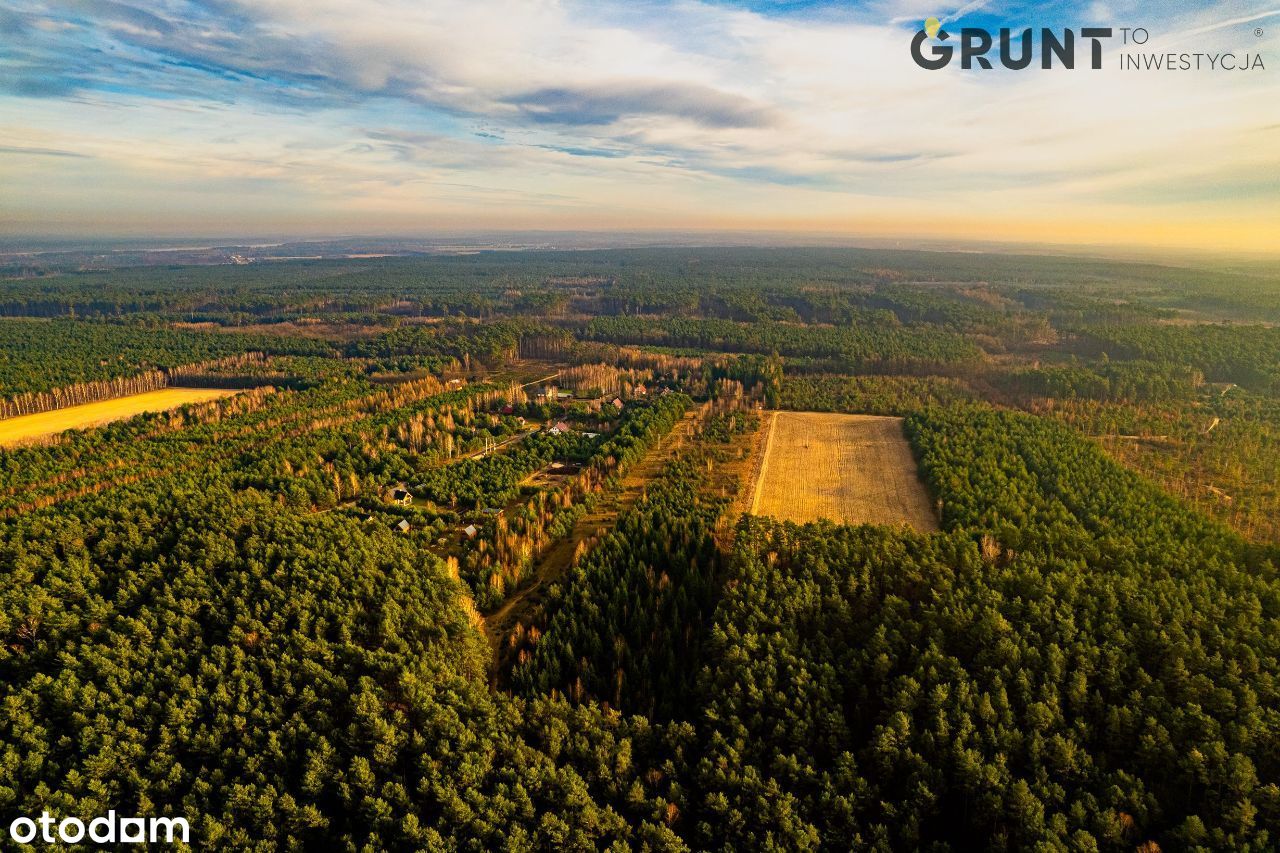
[
  {"xmin": 0, "ymin": 388, "xmax": 237, "ymax": 448},
  {"xmin": 750, "ymin": 411, "xmax": 939, "ymax": 531}
]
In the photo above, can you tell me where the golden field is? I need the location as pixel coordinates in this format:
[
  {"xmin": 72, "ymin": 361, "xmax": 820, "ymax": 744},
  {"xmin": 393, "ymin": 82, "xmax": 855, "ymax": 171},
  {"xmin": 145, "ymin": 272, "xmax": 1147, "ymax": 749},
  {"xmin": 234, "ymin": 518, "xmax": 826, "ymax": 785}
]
[
  {"xmin": 0, "ymin": 388, "xmax": 237, "ymax": 448},
  {"xmin": 750, "ymin": 411, "xmax": 939, "ymax": 532}
]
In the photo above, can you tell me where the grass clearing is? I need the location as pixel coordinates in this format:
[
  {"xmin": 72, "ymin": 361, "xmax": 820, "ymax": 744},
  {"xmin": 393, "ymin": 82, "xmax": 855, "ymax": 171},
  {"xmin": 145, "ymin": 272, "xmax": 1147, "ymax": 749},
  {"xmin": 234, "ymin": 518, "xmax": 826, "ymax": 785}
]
[
  {"xmin": 751, "ymin": 411, "xmax": 939, "ymax": 531},
  {"xmin": 0, "ymin": 388, "xmax": 238, "ymax": 448}
]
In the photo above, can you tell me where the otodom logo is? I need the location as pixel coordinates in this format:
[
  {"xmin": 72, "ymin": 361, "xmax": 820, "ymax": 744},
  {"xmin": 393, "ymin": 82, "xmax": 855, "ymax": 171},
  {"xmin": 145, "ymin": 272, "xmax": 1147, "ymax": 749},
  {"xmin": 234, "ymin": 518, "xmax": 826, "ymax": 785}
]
[{"xmin": 911, "ymin": 19, "xmax": 1114, "ymax": 70}]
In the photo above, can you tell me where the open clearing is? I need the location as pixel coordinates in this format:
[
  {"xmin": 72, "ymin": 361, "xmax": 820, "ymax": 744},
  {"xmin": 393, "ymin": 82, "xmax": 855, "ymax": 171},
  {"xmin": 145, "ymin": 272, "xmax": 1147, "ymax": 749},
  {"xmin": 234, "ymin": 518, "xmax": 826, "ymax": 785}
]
[
  {"xmin": 750, "ymin": 411, "xmax": 939, "ymax": 531},
  {"xmin": 0, "ymin": 388, "xmax": 237, "ymax": 448}
]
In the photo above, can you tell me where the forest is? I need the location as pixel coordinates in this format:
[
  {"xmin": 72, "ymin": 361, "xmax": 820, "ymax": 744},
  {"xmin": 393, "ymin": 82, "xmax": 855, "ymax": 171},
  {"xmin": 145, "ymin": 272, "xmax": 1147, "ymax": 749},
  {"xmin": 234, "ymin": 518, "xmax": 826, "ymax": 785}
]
[{"xmin": 0, "ymin": 246, "xmax": 1277, "ymax": 849}]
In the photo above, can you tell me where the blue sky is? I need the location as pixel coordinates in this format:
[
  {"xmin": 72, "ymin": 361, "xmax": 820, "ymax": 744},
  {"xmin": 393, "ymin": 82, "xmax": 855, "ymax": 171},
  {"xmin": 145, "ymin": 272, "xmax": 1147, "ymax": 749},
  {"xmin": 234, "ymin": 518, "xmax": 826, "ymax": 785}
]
[{"xmin": 0, "ymin": 0, "xmax": 1277, "ymax": 250}]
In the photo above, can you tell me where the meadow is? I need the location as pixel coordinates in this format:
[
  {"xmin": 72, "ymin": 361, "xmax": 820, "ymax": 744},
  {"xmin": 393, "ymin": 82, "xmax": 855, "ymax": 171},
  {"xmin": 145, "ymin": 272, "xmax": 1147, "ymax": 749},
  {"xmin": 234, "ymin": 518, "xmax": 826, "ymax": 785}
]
[
  {"xmin": 0, "ymin": 387, "xmax": 237, "ymax": 447},
  {"xmin": 750, "ymin": 410, "xmax": 939, "ymax": 530}
]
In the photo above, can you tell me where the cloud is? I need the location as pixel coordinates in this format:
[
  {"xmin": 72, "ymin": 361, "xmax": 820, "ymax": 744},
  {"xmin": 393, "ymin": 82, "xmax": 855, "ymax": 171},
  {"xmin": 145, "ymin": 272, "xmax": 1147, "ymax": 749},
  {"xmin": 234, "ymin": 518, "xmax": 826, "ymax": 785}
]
[
  {"xmin": 1, "ymin": 0, "xmax": 1277, "ymax": 251},
  {"xmin": 509, "ymin": 83, "xmax": 780, "ymax": 128},
  {"xmin": 0, "ymin": 145, "xmax": 92, "ymax": 158}
]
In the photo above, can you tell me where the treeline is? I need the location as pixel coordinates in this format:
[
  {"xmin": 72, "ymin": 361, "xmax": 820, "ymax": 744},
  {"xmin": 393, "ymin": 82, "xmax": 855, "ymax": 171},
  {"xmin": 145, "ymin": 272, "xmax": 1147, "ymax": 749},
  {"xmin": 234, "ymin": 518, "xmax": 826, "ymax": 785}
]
[
  {"xmin": 0, "ymin": 354, "xmax": 286, "ymax": 420},
  {"xmin": 577, "ymin": 316, "xmax": 984, "ymax": 373},
  {"xmin": 780, "ymin": 373, "xmax": 975, "ymax": 415},
  {"xmin": 0, "ymin": 319, "xmax": 331, "ymax": 397},
  {"xmin": 997, "ymin": 359, "xmax": 1202, "ymax": 403},
  {"xmin": 0, "ymin": 370, "xmax": 168, "ymax": 419},
  {"xmin": 1080, "ymin": 324, "xmax": 1280, "ymax": 394}
]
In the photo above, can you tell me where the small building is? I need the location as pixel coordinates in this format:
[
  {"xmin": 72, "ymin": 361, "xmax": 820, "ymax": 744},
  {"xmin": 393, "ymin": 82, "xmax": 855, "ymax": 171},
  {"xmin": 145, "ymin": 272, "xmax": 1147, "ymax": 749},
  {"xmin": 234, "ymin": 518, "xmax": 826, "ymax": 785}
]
[
  {"xmin": 554, "ymin": 420, "xmax": 570, "ymax": 433},
  {"xmin": 501, "ymin": 404, "xmax": 515, "ymax": 415},
  {"xmin": 394, "ymin": 519, "xmax": 411, "ymax": 533},
  {"xmin": 462, "ymin": 524, "xmax": 478, "ymax": 540},
  {"xmin": 557, "ymin": 391, "xmax": 573, "ymax": 400},
  {"xmin": 391, "ymin": 487, "xmax": 413, "ymax": 506},
  {"xmin": 516, "ymin": 416, "xmax": 526, "ymax": 426},
  {"xmin": 611, "ymin": 398, "xmax": 624, "ymax": 411},
  {"xmin": 583, "ymin": 432, "xmax": 600, "ymax": 439},
  {"xmin": 634, "ymin": 384, "xmax": 647, "ymax": 396}
]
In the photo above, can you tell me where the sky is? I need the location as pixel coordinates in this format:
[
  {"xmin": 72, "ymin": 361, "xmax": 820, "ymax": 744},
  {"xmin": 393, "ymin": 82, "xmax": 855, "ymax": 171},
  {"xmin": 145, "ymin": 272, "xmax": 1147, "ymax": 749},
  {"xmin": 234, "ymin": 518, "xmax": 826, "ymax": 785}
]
[{"xmin": 0, "ymin": 0, "xmax": 1277, "ymax": 252}]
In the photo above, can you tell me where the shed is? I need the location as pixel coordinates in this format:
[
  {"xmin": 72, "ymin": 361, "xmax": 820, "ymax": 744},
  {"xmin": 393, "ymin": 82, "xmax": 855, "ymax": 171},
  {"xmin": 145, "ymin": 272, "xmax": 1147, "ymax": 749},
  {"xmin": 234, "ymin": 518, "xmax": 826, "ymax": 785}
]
[
  {"xmin": 462, "ymin": 524, "xmax": 479, "ymax": 540},
  {"xmin": 394, "ymin": 519, "xmax": 411, "ymax": 533}
]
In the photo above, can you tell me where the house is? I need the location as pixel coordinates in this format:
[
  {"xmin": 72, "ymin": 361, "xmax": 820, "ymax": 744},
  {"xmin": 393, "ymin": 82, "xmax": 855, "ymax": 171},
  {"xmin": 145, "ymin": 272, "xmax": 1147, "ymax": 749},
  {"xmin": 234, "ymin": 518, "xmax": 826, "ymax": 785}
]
[
  {"xmin": 547, "ymin": 425, "xmax": 561, "ymax": 436},
  {"xmin": 501, "ymin": 404, "xmax": 515, "ymax": 415},
  {"xmin": 634, "ymin": 383, "xmax": 647, "ymax": 396},
  {"xmin": 391, "ymin": 487, "xmax": 413, "ymax": 506},
  {"xmin": 583, "ymin": 432, "xmax": 600, "ymax": 439},
  {"xmin": 394, "ymin": 519, "xmax": 411, "ymax": 533},
  {"xmin": 553, "ymin": 420, "xmax": 571, "ymax": 433},
  {"xmin": 462, "ymin": 524, "xmax": 478, "ymax": 540},
  {"xmin": 612, "ymin": 398, "xmax": 624, "ymax": 411}
]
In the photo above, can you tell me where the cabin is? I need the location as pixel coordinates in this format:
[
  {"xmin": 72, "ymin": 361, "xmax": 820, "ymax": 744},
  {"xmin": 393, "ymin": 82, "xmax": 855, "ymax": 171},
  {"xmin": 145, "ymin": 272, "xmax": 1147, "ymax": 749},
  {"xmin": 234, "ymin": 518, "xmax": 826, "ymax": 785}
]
[
  {"xmin": 391, "ymin": 487, "xmax": 413, "ymax": 506},
  {"xmin": 633, "ymin": 384, "xmax": 647, "ymax": 396},
  {"xmin": 462, "ymin": 524, "xmax": 478, "ymax": 540},
  {"xmin": 394, "ymin": 519, "xmax": 411, "ymax": 533},
  {"xmin": 554, "ymin": 421, "xmax": 570, "ymax": 433},
  {"xmin": 611, "ymin": 398, "xmax": 624, "ymax": 411}
]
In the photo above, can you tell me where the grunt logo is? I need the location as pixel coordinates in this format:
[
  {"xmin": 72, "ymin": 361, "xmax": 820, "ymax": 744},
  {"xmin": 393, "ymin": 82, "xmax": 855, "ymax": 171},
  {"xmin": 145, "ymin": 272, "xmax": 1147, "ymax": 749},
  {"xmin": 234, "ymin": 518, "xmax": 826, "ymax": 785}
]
[
  {"xmin": 911, "ymin": 19, "xmax": 1113, "ymax": 70},
  {"xmin": 911, "ymin": 17, "xmax": 1266, "ymax": 72}
]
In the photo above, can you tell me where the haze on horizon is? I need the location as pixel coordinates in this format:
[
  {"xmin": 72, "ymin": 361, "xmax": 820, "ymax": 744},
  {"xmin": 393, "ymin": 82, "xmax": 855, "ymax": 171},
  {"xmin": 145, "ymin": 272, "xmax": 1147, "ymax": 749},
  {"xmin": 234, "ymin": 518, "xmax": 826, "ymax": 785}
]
[{"xmin": 1, "ymin": 0, "xmax": 1277, "ymax": 253}]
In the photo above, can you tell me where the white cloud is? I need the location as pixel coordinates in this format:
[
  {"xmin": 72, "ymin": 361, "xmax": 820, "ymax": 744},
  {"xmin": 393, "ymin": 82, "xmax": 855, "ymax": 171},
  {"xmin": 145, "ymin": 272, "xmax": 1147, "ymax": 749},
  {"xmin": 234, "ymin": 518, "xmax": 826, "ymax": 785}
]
[{"xmin": 1, "ymin": 0, "xmax": 1277, "ymax": 248}]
